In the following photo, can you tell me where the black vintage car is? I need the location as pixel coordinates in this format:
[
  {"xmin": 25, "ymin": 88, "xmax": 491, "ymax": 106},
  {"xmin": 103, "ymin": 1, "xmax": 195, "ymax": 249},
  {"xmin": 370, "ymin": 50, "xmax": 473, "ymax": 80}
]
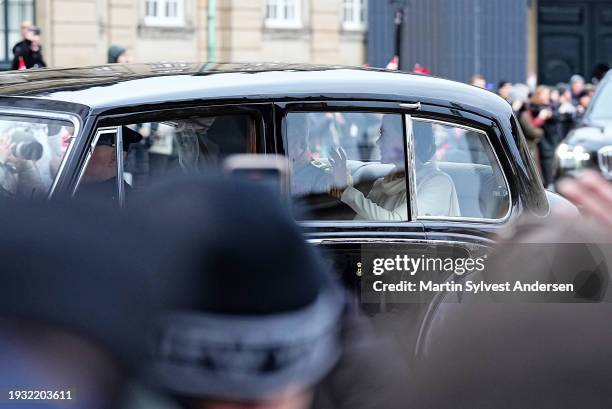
[
  {"xmin": 0, "ymin": 63, "xmax": 576, "ymax": 348},
  {"xmin": 554, "ymin": 70, "xmax": 612, "ymax": 181}
]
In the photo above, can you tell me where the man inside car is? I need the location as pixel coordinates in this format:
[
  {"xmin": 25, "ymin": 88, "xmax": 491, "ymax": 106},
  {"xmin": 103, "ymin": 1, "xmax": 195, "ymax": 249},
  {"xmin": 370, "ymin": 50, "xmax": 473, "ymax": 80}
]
[{"xmin": 78, "ymin": 126, "xmax": 141, "ymax": 202}]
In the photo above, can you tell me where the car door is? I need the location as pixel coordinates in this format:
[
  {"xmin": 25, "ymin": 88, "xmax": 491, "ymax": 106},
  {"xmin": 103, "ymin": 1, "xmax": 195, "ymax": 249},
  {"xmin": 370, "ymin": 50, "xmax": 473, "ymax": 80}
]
[
  {"xmin": 407, "ymin": 108, "xmax": 515, "ymax": 245},
  {"xmin": 70, "ymin": 103, "xmax": 273, "ymax": 203},
  {"xmin": 275, "ymin": 100, "xmax": 510, "ymax": 355},
  {"xmin": 274, "ymin": 101, "xmax": 436, "ymax": 352}
]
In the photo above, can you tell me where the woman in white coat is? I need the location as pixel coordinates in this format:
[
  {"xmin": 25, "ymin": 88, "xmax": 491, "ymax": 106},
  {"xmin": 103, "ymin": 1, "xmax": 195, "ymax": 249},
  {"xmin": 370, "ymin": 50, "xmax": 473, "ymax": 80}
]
[{"xmin": 329, "ymin": 115, "xmax": 459, "ymax": 221}]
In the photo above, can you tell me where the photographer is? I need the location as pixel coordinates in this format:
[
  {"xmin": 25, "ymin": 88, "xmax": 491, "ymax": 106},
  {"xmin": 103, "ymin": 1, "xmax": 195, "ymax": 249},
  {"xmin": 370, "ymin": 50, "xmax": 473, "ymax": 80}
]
[
  {"xmin": 518, "ymin": 86, "xmax": 560, "ymax": 187},
  {"xmin": 0, "ymin": 130, "xmax": 45, "ymax": 198},
  {"xmin": 11, "ymin": 25, "xmax": 47, "ymax": 70}
]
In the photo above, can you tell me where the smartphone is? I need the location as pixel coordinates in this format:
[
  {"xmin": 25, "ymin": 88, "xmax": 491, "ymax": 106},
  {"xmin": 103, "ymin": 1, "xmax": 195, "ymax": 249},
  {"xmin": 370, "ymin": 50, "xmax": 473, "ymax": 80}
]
[{"xmin": 223, "ymin": 154, "xmax": 290, "ymax": 197}]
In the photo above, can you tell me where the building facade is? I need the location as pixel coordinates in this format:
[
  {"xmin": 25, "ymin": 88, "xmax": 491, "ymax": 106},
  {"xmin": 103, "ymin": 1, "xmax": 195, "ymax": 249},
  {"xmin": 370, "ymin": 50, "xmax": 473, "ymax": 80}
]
[
  {"xmin": 1, "ymin": 0, "xmax": 367, "ymax": 69},
  {"xmin": 368, "ymin": 0, "xmax": 612, "ymax": 86},
  {"xmin": 538, "ymin": 0, "xmax": 612, "ymax": 85},
  {"xmin": 368, "ymin": 0, "xmax": 531, "ymax": 85}
]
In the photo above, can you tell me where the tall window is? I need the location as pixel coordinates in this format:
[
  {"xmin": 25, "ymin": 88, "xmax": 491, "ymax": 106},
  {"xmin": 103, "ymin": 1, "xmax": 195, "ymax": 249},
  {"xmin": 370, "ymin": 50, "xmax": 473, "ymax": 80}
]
[
  {"xmin": 1, "ymin": 0, "xmax": 36, "ymax": 67},
  {"xmin": 342, "ymin": 0, "xmax": 366, "ymax": 31},
  {"xmin": 265, "ymin": 0, "xmax": 301, "ymax": 29},
  {"xmin": 144, "ymin": 0, "xmax": 184, "ymax": 27}
]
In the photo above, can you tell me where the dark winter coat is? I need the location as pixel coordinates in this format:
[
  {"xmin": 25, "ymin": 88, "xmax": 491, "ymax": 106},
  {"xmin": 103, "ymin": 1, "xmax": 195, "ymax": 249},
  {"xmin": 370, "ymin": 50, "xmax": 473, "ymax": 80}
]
[{"xmin": 11, "ymin": 40, "xmax": 46, "ymax": 70}]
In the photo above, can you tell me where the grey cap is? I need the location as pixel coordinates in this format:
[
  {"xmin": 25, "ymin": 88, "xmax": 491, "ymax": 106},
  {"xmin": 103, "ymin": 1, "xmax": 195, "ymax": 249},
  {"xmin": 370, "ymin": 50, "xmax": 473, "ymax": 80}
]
[{"xmin": 570, "ymin": 74, "xmax": 585, "ymax": 84}]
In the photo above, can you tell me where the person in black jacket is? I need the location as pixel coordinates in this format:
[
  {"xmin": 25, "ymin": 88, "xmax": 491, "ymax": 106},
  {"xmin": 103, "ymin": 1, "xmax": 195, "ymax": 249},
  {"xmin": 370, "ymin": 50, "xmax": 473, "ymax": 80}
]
[
  {"xmin": 528, "ymin": 86, "xmax": 562, "ymax": 188},
  {"xmin": 77, "ymin": 127, "xmax": 142, "ymax": 203},
  {"xmin": 11, "ymin": 25, "xmax": 46, "ymax": 70}
]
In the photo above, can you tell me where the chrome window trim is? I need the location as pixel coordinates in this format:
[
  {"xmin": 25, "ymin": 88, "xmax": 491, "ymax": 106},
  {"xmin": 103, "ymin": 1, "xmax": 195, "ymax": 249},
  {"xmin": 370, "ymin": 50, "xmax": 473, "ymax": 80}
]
[
  {"xmin": 298, "ymin": 220, "xmax": 418, "ymax": 227},
  {"xmin": 72, "ymin": 127, "xmax": 117, "ymax": 196},
  {"xmin": 399, "ymin": 102, "xmax": 422, "ymax": 110},
  {"xmin": 405, "ymin": 114, "xmax": 418, "ymax": 221},
  {"xmin": 116, "ymin": 126, "xmax": 125, "ymax": 206},
  {"xmin": 410, "ymin": 117, "xmax": 512, "ymax": 224},
  {"xmin": 0, "ymin": 107, "xmax": 82, "ymax": 198},
  {"xmin": 306, "ymin": 237, "xmax": 494, "ymax": 249}
]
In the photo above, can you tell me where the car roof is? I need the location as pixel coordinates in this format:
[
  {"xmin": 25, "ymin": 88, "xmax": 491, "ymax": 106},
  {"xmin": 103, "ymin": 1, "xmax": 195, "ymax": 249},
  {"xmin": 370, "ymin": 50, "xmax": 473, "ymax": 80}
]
[{"xmin": 0, "ymin": 62, "xmax": 511, "ymax": 115}]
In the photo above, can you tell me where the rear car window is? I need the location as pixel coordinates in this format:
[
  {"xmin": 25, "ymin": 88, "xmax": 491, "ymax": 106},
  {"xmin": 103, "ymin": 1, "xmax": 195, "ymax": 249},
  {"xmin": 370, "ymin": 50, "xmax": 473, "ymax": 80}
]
[
  {"xmin": 413, "ymin": 118, "xmax": 510, "ymax": 220},
  {"xmin": 0, "ymin": 115, "xmax": 75, "ymax": 199},
  {"xmin": 125, "ymin": 114, "xmax": 256, "ymax": 189},
  {"xmin": 76, "ymin": 114, "xmax": 256, "ymax": 200}
]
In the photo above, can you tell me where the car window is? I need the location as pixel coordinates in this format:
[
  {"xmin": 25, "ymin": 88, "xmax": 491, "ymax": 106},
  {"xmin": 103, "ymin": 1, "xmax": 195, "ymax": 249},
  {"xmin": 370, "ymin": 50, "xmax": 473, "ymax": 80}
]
[
  {"xmin": 285, "ymin": 111, "xmax": 409, "ymax": 221},
  {"xmin": 76, "ymin": 114, "xmax": 256, "ymax": 202},
  {"xmin": 412, "ymin": 118, "xmax": 510, "ymax": 220},
  {"xmin": 0, "ymin": 115, "xmax": 75, "ymax": 199}
]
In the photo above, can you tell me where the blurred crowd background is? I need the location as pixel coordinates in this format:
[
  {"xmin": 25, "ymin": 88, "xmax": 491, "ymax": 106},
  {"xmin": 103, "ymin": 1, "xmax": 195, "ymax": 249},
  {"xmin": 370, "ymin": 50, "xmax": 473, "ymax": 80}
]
[{"xmin": 473, "ymin": 71, "xmax": 608, "ymax": 188}]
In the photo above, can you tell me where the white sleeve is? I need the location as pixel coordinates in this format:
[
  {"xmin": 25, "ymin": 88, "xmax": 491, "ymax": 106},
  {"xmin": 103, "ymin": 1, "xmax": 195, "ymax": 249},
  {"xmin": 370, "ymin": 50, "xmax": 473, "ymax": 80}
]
[
  {"xmin": 417, "ymin": 174, "xmax": 456, "ymax": 217},
  {"xmin": 340, "ymin": 185, "xmax": 407, "ymax": 221}
]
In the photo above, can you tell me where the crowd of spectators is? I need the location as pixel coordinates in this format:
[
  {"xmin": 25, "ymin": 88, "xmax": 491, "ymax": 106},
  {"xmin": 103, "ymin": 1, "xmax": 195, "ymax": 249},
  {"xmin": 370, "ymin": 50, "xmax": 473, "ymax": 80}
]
[{"xmin": 469, "ymin": 65, "xmax": 610, "ymax": 188}]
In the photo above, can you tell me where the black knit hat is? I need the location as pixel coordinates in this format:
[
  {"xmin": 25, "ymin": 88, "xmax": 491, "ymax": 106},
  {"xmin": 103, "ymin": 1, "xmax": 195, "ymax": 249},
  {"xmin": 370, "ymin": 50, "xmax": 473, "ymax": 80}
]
[
  {"xmin": 97, "ymin": 126, "xmax": 142, "ymax": 152},
  {"xmin": 0, "ymin": 198, "xmax": 159, "ymax": 372},
  {"xmin": 131, "ymin": 175, "xmax": 345, "ymax": 402},
  {"xmin": 108, "ymin": 44, "xmax": 127, "ymax": 64}
]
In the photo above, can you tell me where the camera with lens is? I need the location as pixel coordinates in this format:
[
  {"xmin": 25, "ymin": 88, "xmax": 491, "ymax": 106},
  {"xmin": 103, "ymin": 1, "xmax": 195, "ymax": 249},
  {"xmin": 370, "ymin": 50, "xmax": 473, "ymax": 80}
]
[{"xmin": 10, "ymin": 130, "xmax": 44, "ymax": 161}]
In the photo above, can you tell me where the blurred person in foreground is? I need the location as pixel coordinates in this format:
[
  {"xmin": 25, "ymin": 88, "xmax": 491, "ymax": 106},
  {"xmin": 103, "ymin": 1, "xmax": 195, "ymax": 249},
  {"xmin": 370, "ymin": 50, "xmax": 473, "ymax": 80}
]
[
  {"xmin": 558, "ymin": 170, "xmax": 612, "ymax": 229},
  {"xmin": 0, "ymin": 197, "xmax": 174, "ymax": 409},
  {"xmin": 11, "ymin": 25, "xmax": 46, "ymax": 70},
  {"xmin": 411, "ymin": 182, "xmax": 612, "ymax": 408},
  {"xmin": 134, "ymin": 176, "xmax": 409, "ymax": 409}
]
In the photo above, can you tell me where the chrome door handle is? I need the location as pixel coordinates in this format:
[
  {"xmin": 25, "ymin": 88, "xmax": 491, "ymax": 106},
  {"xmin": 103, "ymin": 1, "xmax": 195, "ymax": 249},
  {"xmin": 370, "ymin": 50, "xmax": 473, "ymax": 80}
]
[{"xmin": 399, "ymin": 102, "xmax": 421, "ymax": 110}]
